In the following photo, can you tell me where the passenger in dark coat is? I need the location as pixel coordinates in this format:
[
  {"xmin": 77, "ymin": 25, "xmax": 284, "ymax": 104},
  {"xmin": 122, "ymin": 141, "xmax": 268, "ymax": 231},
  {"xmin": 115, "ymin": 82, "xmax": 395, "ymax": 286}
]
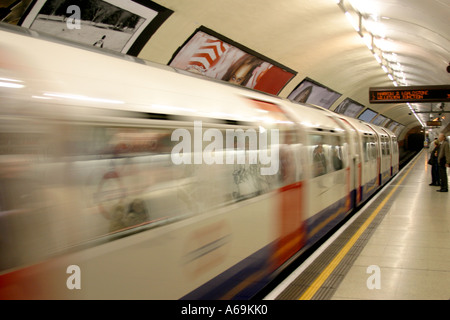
[
  {"xmin": 437, "ymin": 133, "xmax": 450, "ymax": 192},
  {"xmin": 428, "ymin": 140, "xmax": 440, "ymax": 186}
]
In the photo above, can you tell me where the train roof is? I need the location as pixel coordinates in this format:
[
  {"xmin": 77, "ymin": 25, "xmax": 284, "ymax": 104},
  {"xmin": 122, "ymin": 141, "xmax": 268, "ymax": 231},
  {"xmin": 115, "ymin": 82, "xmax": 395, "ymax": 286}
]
[
  {"xmin": 0, "ymin": 24, "xmax": 275, "ymax": 125},
  {"xmin": 0, "ymin": 23, "xmax": 398, "ymax": 140}
]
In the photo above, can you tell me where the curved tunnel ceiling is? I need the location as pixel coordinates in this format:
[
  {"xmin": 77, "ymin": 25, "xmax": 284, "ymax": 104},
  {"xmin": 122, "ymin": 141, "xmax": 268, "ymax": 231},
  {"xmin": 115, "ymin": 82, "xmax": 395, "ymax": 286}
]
[
  {"xmin": 3, "ymin": 0, "xmax": 448, "ymax": 137},
  {"xmin": 138, "ymin": 0, "xmax": 450, "ymax": 137},
  {"xmin": 346, "ymin": 0, "xmax": 450, "ymax": 133}
]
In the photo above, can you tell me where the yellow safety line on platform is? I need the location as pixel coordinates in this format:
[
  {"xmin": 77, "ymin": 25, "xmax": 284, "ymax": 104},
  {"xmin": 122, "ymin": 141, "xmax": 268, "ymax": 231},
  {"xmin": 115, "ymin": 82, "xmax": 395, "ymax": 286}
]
[{"xmin": 298, "ymin": 153, "xmax": 422, "ymax": 300}]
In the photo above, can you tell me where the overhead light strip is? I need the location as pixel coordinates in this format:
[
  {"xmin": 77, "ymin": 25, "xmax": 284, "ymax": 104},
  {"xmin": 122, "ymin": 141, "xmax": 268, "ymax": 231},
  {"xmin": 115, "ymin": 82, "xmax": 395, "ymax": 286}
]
[
  {"xmin": 336, "ymin": 1, "xmax": 423, "ymax": 127},
  {"xmin": 407, "ymin": 103, "xmax": 425, "ymax": 127},
  {"xmin": 336, "ymin": 1, "xmax": 404, "ymax": 87}
]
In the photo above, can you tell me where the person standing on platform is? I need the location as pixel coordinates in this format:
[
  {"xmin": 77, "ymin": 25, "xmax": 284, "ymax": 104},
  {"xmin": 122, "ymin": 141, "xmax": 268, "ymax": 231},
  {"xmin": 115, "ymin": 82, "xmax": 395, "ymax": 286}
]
[
  {"xmin": 429, "ymin": 140, "xmax": 440, "ymax": 186},
  {"xmin": 436, "ymin": 133, "xmax": 450, "ymax": 192}
]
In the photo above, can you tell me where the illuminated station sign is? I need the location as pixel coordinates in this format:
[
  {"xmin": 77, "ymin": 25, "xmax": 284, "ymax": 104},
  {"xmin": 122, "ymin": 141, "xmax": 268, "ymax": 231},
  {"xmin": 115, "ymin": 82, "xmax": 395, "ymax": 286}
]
[
  {"xmin": 369, "ymin": 85, "xmax": 450, "ymax": 103},
  {"xmin": 426, "ymin": 121, "xmax": 442, "ymax": 127}
]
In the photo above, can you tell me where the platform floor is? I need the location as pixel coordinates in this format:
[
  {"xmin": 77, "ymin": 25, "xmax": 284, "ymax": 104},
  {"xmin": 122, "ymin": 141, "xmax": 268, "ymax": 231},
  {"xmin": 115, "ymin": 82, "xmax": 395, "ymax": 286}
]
[{"xmin": 265, "ymin": 150, "xmax": 450, "ymax": 300}]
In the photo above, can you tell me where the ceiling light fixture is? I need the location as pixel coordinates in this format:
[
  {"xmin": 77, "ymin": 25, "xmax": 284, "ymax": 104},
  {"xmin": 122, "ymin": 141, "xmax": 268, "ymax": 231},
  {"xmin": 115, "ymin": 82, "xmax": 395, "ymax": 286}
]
[
  {"xmin": 337, "ymin": 1, "xmax": 404, "ymax": 88},
  {"xmin": 407, "ymin": 103, "xmax": 425, "ymax": 127},
  {"xmin": 336, "ymin": 1, "xmax": 424, "ymax": 128}
]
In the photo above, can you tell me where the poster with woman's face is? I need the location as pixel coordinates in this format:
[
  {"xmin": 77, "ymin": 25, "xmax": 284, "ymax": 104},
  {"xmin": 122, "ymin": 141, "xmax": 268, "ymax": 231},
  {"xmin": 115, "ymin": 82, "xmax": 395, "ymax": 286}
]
[
  {"xmin": 287, "ymin": 79, "xmax": 341, "ymax": 109},
  {"xmin": 169, "ymin": 30, "xmax": 295, "ymax": 95},
  {"xmin": 334, "ymin": 98, "xmax": 365, "ymax": 118}
]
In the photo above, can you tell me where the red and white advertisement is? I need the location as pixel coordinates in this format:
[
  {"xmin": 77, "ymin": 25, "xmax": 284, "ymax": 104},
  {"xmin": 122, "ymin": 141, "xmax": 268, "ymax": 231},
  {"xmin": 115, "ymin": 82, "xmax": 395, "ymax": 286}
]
[{"xmin": 170, "ymin": 30, "xmax": 295, "ymax": 95}]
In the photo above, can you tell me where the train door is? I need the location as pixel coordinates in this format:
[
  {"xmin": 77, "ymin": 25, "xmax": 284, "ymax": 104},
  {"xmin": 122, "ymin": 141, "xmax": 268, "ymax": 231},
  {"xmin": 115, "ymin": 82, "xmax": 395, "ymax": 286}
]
[
  {"xmin": 367, "ymin": 125, "xmax": 391, "ymax": 185},
  {"xmin": 391, "ymin": 135, "xmax": 399, "ymax": 175},
  {"xmin": 336, "ymin": 117, "xmax": 362, "ymax": 207},
  {"xmin": 361, "ymin": 132, "xmax": 379, "ymax": 200},
  {"xmin": 246, "ymin": 99, "xmax": 307, "ymax": 269},
  {"xmin": 378, "ymin": 134, "xmax": 390, "ymax": 184},
  {"xmin": 383, "ymin": 128, "xmax": 399, "ymax": 176},
  {"xmin": 306, "ymin": 129, "xmax": 350, "ymax": 243},
  {"xmin": 380, "ymin": 128, "xmax": 393, "ymax": 178}
]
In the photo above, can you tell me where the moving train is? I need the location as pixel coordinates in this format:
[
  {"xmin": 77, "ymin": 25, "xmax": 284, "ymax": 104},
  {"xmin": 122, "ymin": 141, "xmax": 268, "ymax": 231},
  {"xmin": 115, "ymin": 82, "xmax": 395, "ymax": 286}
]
[{"xmin": 0, "ymin": 23, "xmax": 398, "ymax": 299}]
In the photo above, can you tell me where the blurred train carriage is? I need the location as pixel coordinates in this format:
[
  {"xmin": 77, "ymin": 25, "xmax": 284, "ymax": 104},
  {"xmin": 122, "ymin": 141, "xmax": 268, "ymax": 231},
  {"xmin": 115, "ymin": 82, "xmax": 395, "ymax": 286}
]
[{"xmin": 0, "ymin": 24, "xmax": 398, "ymax": 299}]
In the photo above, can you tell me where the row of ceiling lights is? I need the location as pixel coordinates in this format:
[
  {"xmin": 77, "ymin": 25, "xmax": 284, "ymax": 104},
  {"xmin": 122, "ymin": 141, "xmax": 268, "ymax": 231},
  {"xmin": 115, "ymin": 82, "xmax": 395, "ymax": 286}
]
[
  {"xmin": 335, "ymin": 0, "xmax": 425, "ymax": 127},
  {"xmin": 335, "ymin": 0, "xmax": 405, "ymax": 87}
]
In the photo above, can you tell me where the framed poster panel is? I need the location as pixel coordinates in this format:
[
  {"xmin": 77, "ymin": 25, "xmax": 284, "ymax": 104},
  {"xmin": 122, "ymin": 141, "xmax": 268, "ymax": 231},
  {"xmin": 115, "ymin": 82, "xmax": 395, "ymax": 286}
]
[
  {"xmin": 389, "ymin": 122, "xmax": 400, "ymax": 132},
  {"xmin": 287, "ymin": 78, "xmax": 341, "ymax": 109},
  {"xmin": 0, "ymin": 0, "xmax": 35, "ymax": 25},
  {"xmin": 371, "ymin": 114, "xmax": 387, "ymax": 126},
  {"xmin": 169, "ymin": 26, "xmax": 296, "ymax": 95},
  {"xmin": 333, "ymin": 98, "xmax": 365, "ymax": 118},
  {"xmin": 2, "ymin": 0, "xmax": 172, "ymax": 56},
  {"xmin": 358, "ymin": 108, "xmax": 378, "ymax": 123},
  {"xmin": 385, "ymin": 119, "xmax": 399, "ymax": 132},
  {"xmin": 394, "ymin": 124, "xmax": 404, "ymax": 136}
]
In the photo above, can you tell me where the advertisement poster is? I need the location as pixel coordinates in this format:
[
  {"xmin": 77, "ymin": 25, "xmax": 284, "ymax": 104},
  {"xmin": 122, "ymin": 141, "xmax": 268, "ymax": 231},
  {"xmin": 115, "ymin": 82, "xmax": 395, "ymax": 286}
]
[
  {"xmin": 358, "ymin": 108, "xmax": 378, "ymax": 123},
  {"xmin": 169, "ymin": 28, "xmax": 296, "ymax": 95},
  {"xmin": 288, "ymin": 78, "xmax": 341, "ymax": 109},
  {"xmin": 333, "ymin": 98, "xmax": 365, "ymax": 118},
  {"xmin": 1, "ymin": 0, "xmax": 172, "ymax": 56},
  {"xmin": 372, "ymin": 114, "xmax": 388, "ymax": 126}
]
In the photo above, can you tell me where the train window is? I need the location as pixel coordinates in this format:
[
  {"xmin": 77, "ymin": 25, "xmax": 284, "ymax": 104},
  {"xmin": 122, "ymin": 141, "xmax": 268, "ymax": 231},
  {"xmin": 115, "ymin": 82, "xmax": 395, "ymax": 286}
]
[
  {"xmin": 224, "ymin": 127, "xmax": 276, "ymax": 202},
  {"xmin": 363, "ymin": 136, "xmax": 377, "ymax": 162},
  {"xmin": 309, "ymin": 133, "xmax": 345, "ymax": 177},
  {"xmin": 279, "ymin": 128, "xmax": 303, "ymax": 185},
  {"xmin": 69, "ymin": 126, "xmax": 188, "ymax": 237},
  {"xmin": 392, "ymin": 137, "xmax": 398, "ymax": 154},
  {"xmin": 230, "ymin": 125, "xmax": 303, "ymax": 201},
  {"xmin": 310, "ymin": 134, "xmax": 328, "ymax": 177},
  {"xmin": 59, "ymin": 125, "xmax": 174, "ymax": 158},
  {"xmin": 93, "ymin": 123, "xmax": 288, "ymax": 232},
  {"xmin": 370, "ymin": 138, "xmax": 377, "ymax": 160},
  {"xmin": 385, "ymin": 136, "xmax": 391, "ymax": 155},
  {"xmin": 330, "ymin": 135, "xmax": 345, "ymax": 171},
  {"xmin": 363, "ymin": 137, "xmax": 368, "ymax": 162}
]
